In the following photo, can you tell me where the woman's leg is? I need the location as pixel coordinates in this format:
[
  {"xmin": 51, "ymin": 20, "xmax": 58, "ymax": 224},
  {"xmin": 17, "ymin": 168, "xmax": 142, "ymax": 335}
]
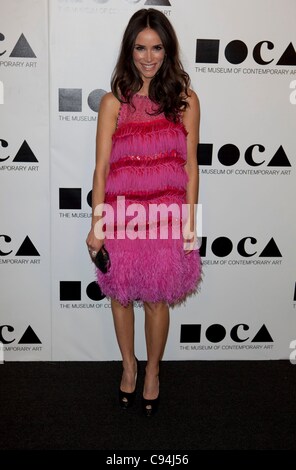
[
  {"xmin": 111, "ymin": 298, "xmax": 137, "ymax": 393},
  {"xmin": 143, "ymin": 300, "xmax": 170, "ymax": 400}
]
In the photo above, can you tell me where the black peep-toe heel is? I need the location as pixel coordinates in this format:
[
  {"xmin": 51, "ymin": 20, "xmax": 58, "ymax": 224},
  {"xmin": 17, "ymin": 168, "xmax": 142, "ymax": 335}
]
[
  {"xmin": 142, "ymin": 371, "xmax": 160, "ymax": 417},
  {"xmin": 119, "ymin": 357, "xmax": 139, "ymax": 409},
  {"xmin": 142, "ymin": 395, "xmax": 159, "ymax": 417}
]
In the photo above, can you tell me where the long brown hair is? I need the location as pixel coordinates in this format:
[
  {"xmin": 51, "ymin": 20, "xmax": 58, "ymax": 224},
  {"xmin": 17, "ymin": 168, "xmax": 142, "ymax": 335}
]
[{"xmin": 111, "ymin": 8, "xmax": 190, "ymax": 122}]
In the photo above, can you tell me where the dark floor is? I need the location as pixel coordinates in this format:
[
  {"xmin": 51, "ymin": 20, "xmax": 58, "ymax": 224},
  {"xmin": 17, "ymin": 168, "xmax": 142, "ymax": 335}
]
[{"xmin": 1, "ymin": 360, "xmax": 296, "ymax": 452}]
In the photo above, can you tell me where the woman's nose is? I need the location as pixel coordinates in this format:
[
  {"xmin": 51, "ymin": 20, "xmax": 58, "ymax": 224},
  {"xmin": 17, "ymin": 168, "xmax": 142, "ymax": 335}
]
[{"xmin": 145, "ymin": 49, "xmax": 152, "ymax": 62}]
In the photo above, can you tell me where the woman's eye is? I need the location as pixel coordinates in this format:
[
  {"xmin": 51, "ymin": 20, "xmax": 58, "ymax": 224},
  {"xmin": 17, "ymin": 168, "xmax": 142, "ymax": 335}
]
[
  {"xmin": 154, "ymin": 46, "xmax": 163, "ymax": 51},
  {"xmin": 135, "ymin": 46, "xmax": 144, "ymax": 51}
]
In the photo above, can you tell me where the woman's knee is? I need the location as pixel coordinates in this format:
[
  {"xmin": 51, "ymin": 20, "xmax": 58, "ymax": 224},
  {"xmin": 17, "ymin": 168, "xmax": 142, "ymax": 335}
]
[{"xmin": 144, "ymin": 300, "xmax": 167, "ymax": 313}]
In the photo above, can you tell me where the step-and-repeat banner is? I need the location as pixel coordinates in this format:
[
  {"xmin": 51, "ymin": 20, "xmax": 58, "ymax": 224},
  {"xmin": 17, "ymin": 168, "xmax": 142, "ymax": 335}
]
[{"xmin": 1, "ymin": 0, "xmax": 295, "ymax": 361}]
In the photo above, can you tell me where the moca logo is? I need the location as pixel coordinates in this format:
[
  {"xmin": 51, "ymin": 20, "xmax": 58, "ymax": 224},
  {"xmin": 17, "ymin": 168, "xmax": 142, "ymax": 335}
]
[
  {"xmin": 60, "ymin": 281, "xmax": 105, "ymax": 301},
  {"xmin": 0, "ymin": 235, "xmax": 40, "ymax": 256},
  {"xmin": 0, "ymin": 33, "xmax": 36, "ymax": 58},
  {"xmin": 58, "ymin": 88, "xmax": 106, "ymax": 113},
  {"xmin": 59, "ymin": 188, "xmax": 92, "ymax": 221},
  {"xmin": 198, "ymin": 144, "xmax": 291, "ymax": 167},
  {"xmin": 0, "ymin": 325, "xmax": 41, "ymax": 344},
  {"xmin": 195, "ymin": 39, "xmax": 296, "ymax": 66},
  {"xmin": 199, "ymin": 237, "xmax": 281, "ymax": 258},
  {"xmin": 0, "ymin": 140, "xmax": 38, "ymax": 163},
  {"xmin": 180, "ymin": 324, "xmax": 273, "ymax": 343},
  {"xmin": 59, "ymin": 188, "xmax": 92, "ymax": 209}
]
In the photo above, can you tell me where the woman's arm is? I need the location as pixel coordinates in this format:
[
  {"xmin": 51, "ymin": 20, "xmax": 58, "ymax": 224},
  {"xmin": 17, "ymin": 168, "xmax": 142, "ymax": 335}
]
[
  {"xmin": 86, "ymin": 92, "xmax": 120, "ymax": 253},
  {"xmin": 182, "ymin": 89, "xmax": 200, "ymax": 253}
]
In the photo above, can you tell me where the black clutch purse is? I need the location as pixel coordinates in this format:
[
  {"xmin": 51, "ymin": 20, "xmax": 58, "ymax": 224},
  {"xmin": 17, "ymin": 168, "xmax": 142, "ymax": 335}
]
[{"xmin": 94, "ymin": 246, "xmax": 111, "ymax": 273}]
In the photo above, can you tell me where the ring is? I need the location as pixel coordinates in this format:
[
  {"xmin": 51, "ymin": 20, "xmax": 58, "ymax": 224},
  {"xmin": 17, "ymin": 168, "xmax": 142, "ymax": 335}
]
[{"xmin": 88, "ymin": 247, "xmax": 97, "ymax": 257}]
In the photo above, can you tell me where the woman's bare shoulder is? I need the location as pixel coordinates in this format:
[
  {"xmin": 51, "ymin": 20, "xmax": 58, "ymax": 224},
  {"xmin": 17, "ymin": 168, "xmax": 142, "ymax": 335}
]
[
  {"xmin": 186, "ymin": 88, "xmax": 200, "ymax": 108},
  {"xmin": 182, "ymin": 88, "xmax": 200, "ymax": 129},
  {"xmin": 99, "ymin": 92, "xmax": 121, "ymax": 115}
]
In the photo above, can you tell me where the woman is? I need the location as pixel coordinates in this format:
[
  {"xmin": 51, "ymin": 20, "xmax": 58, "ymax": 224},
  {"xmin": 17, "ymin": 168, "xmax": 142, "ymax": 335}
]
[{"xmin": 86, "ymin": 8, "xmax": 202, "ymax": 416}]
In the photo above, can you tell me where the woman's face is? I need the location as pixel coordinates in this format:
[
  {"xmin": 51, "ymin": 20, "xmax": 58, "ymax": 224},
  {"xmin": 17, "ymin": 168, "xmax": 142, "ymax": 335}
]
[{"xmin": 133, "ymin": 28, "xmax": 165, "ymax": 82}]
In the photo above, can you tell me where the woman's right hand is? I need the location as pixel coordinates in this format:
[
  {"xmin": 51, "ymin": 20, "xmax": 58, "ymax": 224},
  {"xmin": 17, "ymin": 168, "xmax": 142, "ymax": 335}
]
[{"xmin": 86, "ymin": 227, "xmax": 105, "ymax": 262}]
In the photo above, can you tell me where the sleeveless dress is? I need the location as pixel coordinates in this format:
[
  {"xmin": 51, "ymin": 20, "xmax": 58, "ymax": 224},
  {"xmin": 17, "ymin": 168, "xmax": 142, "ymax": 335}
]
[{"xmin": 96, "ymin": 93, "xmax": 202, "ymax": 307}]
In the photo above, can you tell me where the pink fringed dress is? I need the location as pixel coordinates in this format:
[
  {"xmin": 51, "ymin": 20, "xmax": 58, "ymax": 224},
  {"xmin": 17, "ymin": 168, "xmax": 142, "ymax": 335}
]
[{"xmin": 96, "ymin": 93, "xmax": 201, "ymax": 306}]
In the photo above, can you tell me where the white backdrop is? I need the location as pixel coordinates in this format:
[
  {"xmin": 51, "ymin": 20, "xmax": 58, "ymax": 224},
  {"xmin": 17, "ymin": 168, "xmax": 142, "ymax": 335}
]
[{"xmin": 1, "ymin": 0, "xmax": 296, "ymax": 361}]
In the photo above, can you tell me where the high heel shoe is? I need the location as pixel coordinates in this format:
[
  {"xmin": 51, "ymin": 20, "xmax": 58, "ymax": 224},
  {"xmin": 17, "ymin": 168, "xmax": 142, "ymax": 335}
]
[
  {"xmin": 142, "ymin": 395, "xmax": 159, "ymax": 417},
  {"xmin": 142, "ymin": 372, "xmax": 160, "ymax": 417},
  {"xmin": 118, "ymin": 357, "xmax": 139, "ymax": 409}
]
